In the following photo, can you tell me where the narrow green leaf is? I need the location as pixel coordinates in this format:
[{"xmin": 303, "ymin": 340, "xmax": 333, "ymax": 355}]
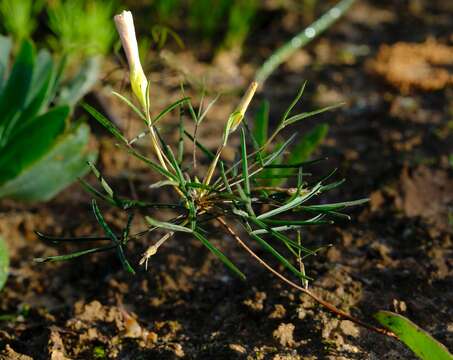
[
  {"xmin": 34, "ymin": 245, "xmax": 116, "ymax": 263},
  {"xmin": 0, "ymin": 237, "xmax": 9, "ymax": 291},
  {"xmin": 184, "ymin": 130, "xmax": 215, "ymax": 160},
  {"xmin": 254, "ymin": 100, "xmax": 269, "ymax": 147},
  {"xmin": 92, "ymin": 200, "xmax": 135, "ymax": 274},
  {"xmin": 83, "ymin": 103, "xmax": 127, "ymax": 144},
  {"xmin": 151, "ymin": 97, "xmax": 190, "ymax": 126},
  {"xmin": 257, "ymin": 182, "xmax": 322, "ymax": 220},
  {"xmin": 281, "ymin": 81, "xmax": 307, "ymax": 124},
  {"xmin": 193, "ymin": 231, "xmax": 245, "ymax": 280},
  {"xmin": 375, "ymin": 311, "xmax": 453, "ymax": 360},
  {"xmin": 112, "ymin": 90, "xmax": 147, "ymax": 122},
  {"xmin": 145, "ymin": 216, "xmax": 192, "ymax": 233},
  {"xmin": 283, "ymin": 103, "xmax": 343, "ymax": 127},
  {"xmin": 87, "ymin": 161, "xmax": 114, "ymax": 198},
  {"xmin": 245, "ymin": 223, "xmax": 310, "ymax": 280}
]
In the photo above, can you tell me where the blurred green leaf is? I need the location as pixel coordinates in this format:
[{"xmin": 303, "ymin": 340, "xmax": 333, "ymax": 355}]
[
  {"xmin": 57, "ymin": 57, "xmax": 100, "ymax": 107},
  {"xmin": 0, "ymin": 106, "xmax": 69, "ymax": 183},
  {"xmin": 253, "ymin": 100, "xmax": 269, "ymax": 148},
  {"xmin": 0, "ymin": 36, "xmax": 12, "ymax": 93},
  {"xmin": 0, "ymin": 236, "xmax": 8, "ymax": 291},
  {"xmin": 0, "ymin": 40, "xmax": 34, "ymax": 148},
  {"xmin": 375, "ymin": 311, "xmax": 453, "ymax": 360},
  {"xmin": 288, "ymin": 123, "xmax": 329, "ymax": 164},
  {"xmin": 0, "ymin": 123, "xmax": 96, "ymax": 201}
]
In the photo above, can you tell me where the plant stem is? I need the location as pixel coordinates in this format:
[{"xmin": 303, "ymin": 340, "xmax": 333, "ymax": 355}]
[
  {"xmin": 217, "ymin": 216, "xmax": 396, "ymax": 338},
  {"xmin": 255, "ymin": 0, "xmax": 357, "ymax": 85}
]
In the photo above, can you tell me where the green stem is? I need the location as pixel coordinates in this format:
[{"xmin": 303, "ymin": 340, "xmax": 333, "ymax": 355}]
[{"xmin": 254, "ymin": 0, "xmax": 357, "ymax": 85}]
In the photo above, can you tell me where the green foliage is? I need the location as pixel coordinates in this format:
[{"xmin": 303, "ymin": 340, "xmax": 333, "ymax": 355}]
[
  {"xmin": 253, "ymin": 88, "xmax": 331, "ymax": 187},
  {"xmin": 375, "ymin": 311, "xmax": 453, "ymax": 360},
  {"xmin": 149, "ymin": 0, "xmax": 257, "ymax": 50},
  {"xmin": 0, "ymin": 0, "xmax": 45, "ymax": 41},
  {"xmin": 223, "ymin": 0, "xmax": 258, "ymax": 50},
  {"xmin": 0, "ymin": 37, "xmax": 97, "ymax": 201},
  {"xmin": 0, "ymin": 236, "xmax": 8, "ymax": 291},
  {"xmin": 47, "ymin": 0, "xmax": 116, "ymax": 58},
  {"xmin": 38, "ymin": 79, "xmax": 364, "ymax": 289}
]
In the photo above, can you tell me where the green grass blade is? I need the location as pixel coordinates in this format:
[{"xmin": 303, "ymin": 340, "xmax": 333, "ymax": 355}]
[
  {"xmin": 112, "ymin": 91, "xmax": 147, "ymax": 122},
  {"xmin": 151, "ymin": 97, "xmax": 190, "ymax": 126},
  {"xmin": 83, "ymin": 103, "xmax": 127, "ymax": 144},
  {"xmin": 257, "ymin": 182, "xmax": 322, "ymax": 220},
  {"xmin": 184, "ymin": 130, "xmax": 215, "ymax": 160},
  {"xmin": 193, "ymin": 231, "xmax": 245, "ymax": 280},
  {"xmin": 145, "ymin": 216, "xmax": 192, "ymax": 233},
  {"xmin": 253, "ymin": 100, "xmax": 269, "ymax": 147},
  {"xmin": 0, "ymin": 236, "xmax": 8, "ymax": 291},
  {"xmin": 87, "ymin": 161, "xmax": 114, "ymax": 198},
  {"xmin": 92, "ymin": 199, "xmax": 135, "ymax": 274},
  {"xmin": 283, "ymin": 103, "xmax": 343, "ymax": 127},
  {"xmin": 34, "ymin": 245, "xmax": 116, "ymax": 263},
  {"xmin": 288, "ymin": 123, "xmax": 329, "ymax": 165},
  {"xmin": 245, "ymin": 222, "xmax": 310, "ymax": 280},
  {"xmin": 281, "ymin": 81, "xmax": 307, "ymax": 124}
]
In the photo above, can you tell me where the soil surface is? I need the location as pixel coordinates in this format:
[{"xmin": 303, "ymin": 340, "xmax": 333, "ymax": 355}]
[{"xmin": 1, "ymin": 1, "xmax": 453, "ymax": 359}]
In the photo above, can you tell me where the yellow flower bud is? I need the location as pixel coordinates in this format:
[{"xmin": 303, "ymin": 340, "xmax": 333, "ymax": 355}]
[{"xmin": 114, "ymin": 10, "xmax": 148, "ymax": 111}]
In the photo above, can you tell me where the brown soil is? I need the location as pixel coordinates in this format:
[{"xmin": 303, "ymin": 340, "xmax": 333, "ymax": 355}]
[
  {"xmin": 369, "ymin": 38, "xmax": 453, "ymax": 93},
  {"xmin": 1, "ymin": 1, "xmax": 453, "ymax": 359}
]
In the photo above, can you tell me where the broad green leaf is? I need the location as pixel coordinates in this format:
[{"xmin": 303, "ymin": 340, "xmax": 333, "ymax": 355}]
[
  {"xmin": 0, "ymin": 105, "xmax": 69, "ymax": 184},
  {"xmin": 0, "ymin": 40, "xmax": 35, "ymax": 148},
  {"xmin": 288, "ymin": 123, "xmax": 329, "ymax": 164},
  {"xmin": 0, "ymin": 123, "xmax": 96, "ymax": 201},
  {"xmin": 375, "ymin": 311, "xmax": 453, "ymax": 360},
  {"xmin": 26, "ymin": 49, "xmax": 53, "ymax": 106},
  {"xmin": 10, "ymin": 55, "xmax": 54, "ymax": 138},
  {"xmin": 253, "ymin": 100, "xmax": 269, "ymax": 147},
  {"xmin": 0, "ymin": 236, "xmax": 8, "ymax": 291},
  {"xmin": 57, "ymin": 57, "xmax": 100, "ymax": 107}
]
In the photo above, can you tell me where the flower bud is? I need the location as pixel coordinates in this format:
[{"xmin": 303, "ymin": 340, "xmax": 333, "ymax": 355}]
[{"xmin": 114, "ymin": 10, "xmax": 148, "ymax": 110}]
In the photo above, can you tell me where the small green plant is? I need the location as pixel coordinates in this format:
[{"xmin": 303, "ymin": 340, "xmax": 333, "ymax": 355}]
[
  {"xmin": 0, "ymin": 0, "xmax": 45, "ymax": 42},
  {"xmin": 375, "ymin": 311, "xmax": 453, "ymax": 360},
  {"xmin": 47, "ymin": 0, "xmax": 116, "ymax": 61},
  {"xmin": 148, "ymin": 0, "xmax": 257, "ymax": 52},
  {"xmin": 253, "ymin": 94, "xmax": 335, "ymax": 188},
  {"xmin": 36, "ymin": 10, "xmax": 391, "ymax": 337},
  {"xmin": 223, "ymin": 0, "xmax": 258, "ymax": 52},
  {"xmin": 0, "ymin": 36, "xmax": 97, "ymax": 201}
]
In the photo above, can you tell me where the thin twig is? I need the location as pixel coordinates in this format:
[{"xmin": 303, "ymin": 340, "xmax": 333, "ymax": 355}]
[{"xmin": 216, "ymin": 216, "xmax": 396, "ymax": 338}]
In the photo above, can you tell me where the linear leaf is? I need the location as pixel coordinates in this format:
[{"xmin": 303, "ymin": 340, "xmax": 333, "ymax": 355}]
[
  {"xmin": 145, "ymin": 216, "xmax": 192, "ymax": 233},
  {"xmin": 83, "ymin": 103, "xmax": 127, "ymax": 144},
  {"xmin": 193, "ymin": 231, "xmax": 245, "ymax": 280}
]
